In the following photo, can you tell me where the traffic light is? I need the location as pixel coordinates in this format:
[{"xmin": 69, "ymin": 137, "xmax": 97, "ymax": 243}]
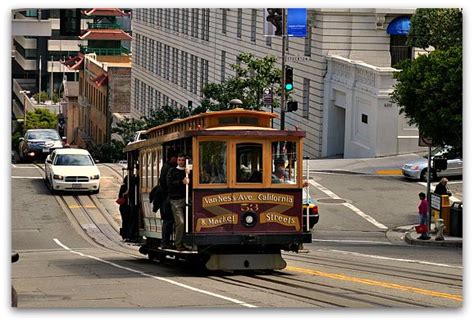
[
  {"xmin": 265, "ymin": 8, "xmax": 283, "ymax": 36},
  {"xmin": 287, "ymin": 101, "xmax": 298, "ymax": 112},
  {"xmin": 284, "ymin": 66, "xmax": 293, "ymax": 92},
  {"xmin": 433, "ymin": 158, "xmax": 448, "ymax": 171}
]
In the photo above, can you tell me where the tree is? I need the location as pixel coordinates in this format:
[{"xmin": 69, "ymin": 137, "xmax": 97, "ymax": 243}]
[
  {"xmin": 407, "ymin": 8, "xmax": 462, "ymax": 50},
  {"xmin": 112, "ymin": 117, "xmax": 147, "ymax": 144},
  {"xmin": 24, "ymin": 108, "xmax": 58, "ymax": 131},
  {"xmin": 201, "ymin": 53, "xmax": 281, "ymax": 110},
  {"xmin": 391, "ymin": 8, "xmax": 462, "ymax": 152}
]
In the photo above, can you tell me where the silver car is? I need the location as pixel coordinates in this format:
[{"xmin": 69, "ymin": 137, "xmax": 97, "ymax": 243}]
[{"xmin": 402, "ymin": 146, "xmax": 462, "ymax": 181}]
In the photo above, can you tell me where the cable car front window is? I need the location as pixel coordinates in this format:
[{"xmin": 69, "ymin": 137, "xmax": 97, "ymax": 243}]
[
  {"xmin": 236, "ymin": 143, "xmax": 263, "ymax": 183},
  {"xmin": 199, "ymin": 141, "xmax": 227, "ymax": 184},
  {"xmin": 271, "ymin": 141, "xmax": 297, "ymax": 184}
]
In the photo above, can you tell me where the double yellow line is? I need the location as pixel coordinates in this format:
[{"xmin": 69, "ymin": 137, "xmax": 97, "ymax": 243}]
[{"xmin": 286, "ymin": 266, "xmax": 462, "ymax": 302}]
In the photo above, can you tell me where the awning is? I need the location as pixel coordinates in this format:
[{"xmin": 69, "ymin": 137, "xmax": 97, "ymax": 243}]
[{"xmin": 387, "ymin": 16, "xmax": 411, "ymax": 36}]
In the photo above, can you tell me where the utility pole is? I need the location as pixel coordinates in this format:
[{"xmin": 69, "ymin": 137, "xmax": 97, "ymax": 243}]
[
  {"xmin": 427, "ymin": 146, "xmax": 432, "ymax": 231},
  {"xmin": 280, "ymin": 8, "xmax": 287, "ymax": 131},
  {"xmin": 38, "ymin": 55, "xmax": 42, "ymax": 103}
]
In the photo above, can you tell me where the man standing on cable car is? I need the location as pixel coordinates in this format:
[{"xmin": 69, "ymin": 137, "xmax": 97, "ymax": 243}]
[{"xmin": 167, "ymin": 153, "xmax": 190, "ymax": 251}]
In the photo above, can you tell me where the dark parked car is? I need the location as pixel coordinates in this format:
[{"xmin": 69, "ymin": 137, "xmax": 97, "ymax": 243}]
[
  {"xmin": 18, "ymin": 129, "xmax": 64, "ymax": 162},
  {"xmin": 303, "ymin": 189, "xmax": 319, "ymax": 230}
]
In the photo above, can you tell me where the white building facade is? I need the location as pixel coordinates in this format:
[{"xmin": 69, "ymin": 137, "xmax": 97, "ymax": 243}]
[{"xmin": 131, "ymin": 8, "xmax": 422, "ymax": 158}]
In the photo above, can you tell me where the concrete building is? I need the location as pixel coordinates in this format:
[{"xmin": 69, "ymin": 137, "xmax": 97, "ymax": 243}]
[
  {"xmin": 61, "ymin": 8, "xmax": 132, "ymax": 147},
  {"xmin": 131, "ymin": 8, "xmax": 423, "ymax": 158}
]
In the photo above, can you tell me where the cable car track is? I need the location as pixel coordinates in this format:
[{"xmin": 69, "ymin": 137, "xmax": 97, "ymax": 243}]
[
  {"xmin": 31, "ymin": 163, "xmax": 462, "ymax": 307},
  {"xmin": 282, "ymin": 252, "xmax": 462, "ymax": 287},
  {"xmin": 34, "ymin": 164, "xmax": 140, "ymax": 256}
]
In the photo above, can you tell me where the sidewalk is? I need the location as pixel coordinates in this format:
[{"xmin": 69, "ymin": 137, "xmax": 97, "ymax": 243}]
[
  {"xmin": 307, "ymin": 153, "xmax": 422, "ymax": 175},
  {"xmin": 307, "ymin": 154, "xmax": 463, "ymax": 248}
]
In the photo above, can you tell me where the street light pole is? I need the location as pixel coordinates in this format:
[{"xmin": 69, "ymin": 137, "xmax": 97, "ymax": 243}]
[
  {"xmin": 280, "ymin": 8, "xmax": 287, "ymax": 131},
  {"xmin": 19, "ymin": 90, "xmax": 31, "ymax": 130}
]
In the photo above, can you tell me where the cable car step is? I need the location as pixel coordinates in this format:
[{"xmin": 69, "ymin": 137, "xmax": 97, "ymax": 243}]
[{"xmin": 205, "ymin": 253, "xmax": 286, "ymax": 271}]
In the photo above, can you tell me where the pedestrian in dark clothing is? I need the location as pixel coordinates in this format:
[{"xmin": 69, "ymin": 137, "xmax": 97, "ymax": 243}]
[
  {"xmin": 118, "ymin": 175, "xmax": 131, "ymax": 241},
  {"xmin": 167, "ymin": 153, "xmax": 190, "ymax": 251},
  {"xmin": 434, "ymin": 177, "xmax": 452, "ymax": 196},
  {"xmin": 159, "ymin": 151, "xmax": 177, "ymax": 248},
  {"xmin": 417, "ymin": 192, "xmax": 430, "ymax": 240}
]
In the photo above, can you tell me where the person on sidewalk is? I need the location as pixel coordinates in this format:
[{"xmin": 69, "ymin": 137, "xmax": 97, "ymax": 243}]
[
  {"xmin": 167, "ymin": 153, "xmax": 191, "ymax": 251},
  {"xmin": 434, "ymin": 177, "xmax": 452, "ymax": 196},
  {"xmin": 417, "ymin": 192, "xmax": 430, "ymax": 240}
]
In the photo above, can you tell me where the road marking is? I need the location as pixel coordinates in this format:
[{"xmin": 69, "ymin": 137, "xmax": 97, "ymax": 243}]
[
  {"xmin": 312, "ymin": 239, "xmax": 392, "ymax": 245},
  {"xmin": 375, "ymin": 169, "xmax": 402, "ymax": 175},
  {"xmin": 11, "ymin": 176, "xmax": 43, "ymax": 179},
  {"xmin": 69, "ymin": 205, "xmax": 96, "ymax": 209},
  {"xmin": 309, "ymin": 179, "xmax": 388, "ymax": 230},
  {"xmin": 417, "ymin": 182, "xmax": 462, "ymax": 202},
  {"xmin": 286, "ymin": 265, "xmax": 462, "ymax": 302},
  {"xmin": 326, "ymin": 249, "xmax": 463, "ymax": 269},
  {"xmin": 53, "ymin": 238, "xmax": 257, "ymax": 308},
  {"xmin": 12, "ymin": 165, "xmax": 37, "ymax": 168}
]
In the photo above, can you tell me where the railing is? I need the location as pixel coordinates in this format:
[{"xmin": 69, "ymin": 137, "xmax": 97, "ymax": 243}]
[
  {"xmin": 87, "ymin": 22, "xmax": 122, "ymax": 29},
  {"xmin": 79, "ymin": 45, "xmax": 130, "ymax": 56}
]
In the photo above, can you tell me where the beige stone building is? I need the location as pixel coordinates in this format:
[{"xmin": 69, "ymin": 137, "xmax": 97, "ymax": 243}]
[{"xmin": 131, "ymin": 8, "xmax": 423, "ymax": 158}]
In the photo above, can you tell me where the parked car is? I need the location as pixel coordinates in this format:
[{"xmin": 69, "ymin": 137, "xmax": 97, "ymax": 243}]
[
  {"xmin": 402, "ymin": 146, "xmax": 462, "ymax": 181},
  {"xmin": 118, "ymin": 160, "xmax": 128, "ymax": 168},
  {"xmin": 127, "ymin": 130, "xmax": 147, "ymax": 145},
  {"xmin": 303, "ymin": 189, "xmax": 319, "ymax": 230},
  {"xmin": 18, "ymin": 129, "xmax": 64, "ymax": 162},
  {"xmin": 44, "ymin": 148, "xmax": 100, "ymax": 194}
]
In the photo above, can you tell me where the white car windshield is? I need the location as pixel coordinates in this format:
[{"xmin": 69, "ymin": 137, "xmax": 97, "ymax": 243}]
[{"xmin": 54, "ymin": 155, "xmax": 94, "ymax": 166}]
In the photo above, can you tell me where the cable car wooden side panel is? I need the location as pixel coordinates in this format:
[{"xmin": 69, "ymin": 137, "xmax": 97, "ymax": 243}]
[{"xmin": 124, "ymin": 109, "xmax": 312, "ymax": 271}]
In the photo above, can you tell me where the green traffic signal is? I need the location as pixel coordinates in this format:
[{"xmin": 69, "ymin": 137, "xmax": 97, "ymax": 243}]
[{"xmin": 285, "ymin": 66, "xmax": 293, "ymax": 92}]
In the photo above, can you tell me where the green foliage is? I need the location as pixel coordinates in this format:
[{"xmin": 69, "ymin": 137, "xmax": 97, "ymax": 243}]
[
  {"xmin": 33, "ymin": 91, "xmax": 49, "ymax": 103},
  {"xmin": 24, "ymin": 108, "xmax": 58, "ymax": 131},
  {"xmin": 407, "ymin": 8, "xmax": 462, "ymax": 50},
  {"xmin": 12, "ymin": 130, "xmax": 23, "ymax": 151},
  {"xmin": 112, "ymin": 117, "xmax": 147, "ymax": 144},
  {"xmin": 392, "ymin": 46, "xmax": 462, "ymax": 150},
  {"xmin": 392, "ymin": 8, "xmax": 462, "ymax": 152},
  {"xmin": 201, "ymin": 53, "xmax": 281, "ymax": 110},
  {"xmin": 87, "ymin": 139, "xmax": 125, "ymax": 163}
]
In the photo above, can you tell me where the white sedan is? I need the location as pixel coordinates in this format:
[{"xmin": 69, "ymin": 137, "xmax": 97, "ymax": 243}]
[{"xmin": 44, "ymin": 148, "xmax": 100, "ymax": 194}]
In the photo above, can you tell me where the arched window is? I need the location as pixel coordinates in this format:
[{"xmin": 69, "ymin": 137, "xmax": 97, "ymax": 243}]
[{"xmin": 387, "ymin": 16, "xmax": 413, "ymax": 67}]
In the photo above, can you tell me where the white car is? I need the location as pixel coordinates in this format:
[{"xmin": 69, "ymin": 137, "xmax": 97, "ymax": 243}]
[{"xmin": 44, "ymin": 148, "xmax": 100, "ymax": 194}]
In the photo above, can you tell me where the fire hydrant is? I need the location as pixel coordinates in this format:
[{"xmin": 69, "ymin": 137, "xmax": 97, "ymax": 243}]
[{"xmin": 434, "ymin": 219, "xmax": 446, "ymax": 241}]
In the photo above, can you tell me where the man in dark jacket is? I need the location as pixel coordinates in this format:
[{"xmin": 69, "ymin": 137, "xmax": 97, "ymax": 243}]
[
  {"xmin": 167, "ymin": 153, "xmax": 190, "ymax": 251},
  {"xmin": 434, "ymin": 177, "xmax": 452, "ymax": 196},
  {"xmin": 159, "ymin": 150, "xmax": 177, "ymax": 248}
]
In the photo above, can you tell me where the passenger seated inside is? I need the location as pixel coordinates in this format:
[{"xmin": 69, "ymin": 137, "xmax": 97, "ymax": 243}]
[{"xmin": 272, "ymin": 158, "xmax": 290, "ymax": 183}]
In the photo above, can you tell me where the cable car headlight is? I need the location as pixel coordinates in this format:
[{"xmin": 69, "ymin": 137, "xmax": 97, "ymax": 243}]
[{"xmin": 241, "ymin": 211, "xmax": 258, "ymax": 228}]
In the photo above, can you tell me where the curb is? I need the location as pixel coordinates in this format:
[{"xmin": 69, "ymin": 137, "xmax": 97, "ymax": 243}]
[
  {"xmin": 309, "ymin": 169, "xmax": 364, "ymax": 175},
  {"xmin": 404, "ymin": 231, "xmax": 462, "ymax": 248}
]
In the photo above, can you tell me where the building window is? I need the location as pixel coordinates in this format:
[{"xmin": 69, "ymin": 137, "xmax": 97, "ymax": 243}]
[
  {"xmin": 200, "ymin": 58, "xmax": 209, "ymax": 96},
  {"xmin": 221, "ymin": 50, "xmax": 226, "ymax": 82},
  {"xmin": 303, "ymin": 78, "xmax": 310, "ymax": 119},
  {"xmin": 191, "ymin": 9, "xmax": 199, "ymax": 38},
  {"xmin": 361, "ymin": 114, "xmax": 368, "ymax": 124},
  {"xmin": 237, "ymin": 9, "xmax": 242, "ymax": 39},
  {"xmin": 201, "ymin": 9, "xmax": 210, "ymax": 41},
  {"xmin": 182, "ymin": 9, "xmax": 189, "ymax": 35},
  {"xmin": 266, "ymin": 35, "xmax": 272, "ymax": 47},
  {"xmin": 192, "ymin": 55, "xmax": 199, "ymax": 94},
  {"xmin": 251, "ymin": 9, "xmax": 257, "ymax": 42},
  {"xmin": 390, "ymin": 35, "xmax": 412, "ymax": 67},
  {"xmin": 181, "ymin": 51, "xmax": 188, "ymax": 90},
  {"xmin": 222, "ymin": 9, "xmax": 227, "ymax": 34},
  {"xmin": 304, "ymin": 19, "xmax": 312, "ymax": 57}
]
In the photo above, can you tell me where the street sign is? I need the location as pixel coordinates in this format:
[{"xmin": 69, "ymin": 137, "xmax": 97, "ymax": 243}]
[
  {"xmin": 287, "ymin": 8, "xmax": 307, "ymax": 37},
  {"xmin": 263, "ymin": 87, "xmax": 273, "ymax": 105},
  {"xmin": 418, "ymin": 133, "xmax": 432, "ymax": 147},
  {"xmin": 431, "ymin": 193, "xmax": 441, "ymax": 211}
]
